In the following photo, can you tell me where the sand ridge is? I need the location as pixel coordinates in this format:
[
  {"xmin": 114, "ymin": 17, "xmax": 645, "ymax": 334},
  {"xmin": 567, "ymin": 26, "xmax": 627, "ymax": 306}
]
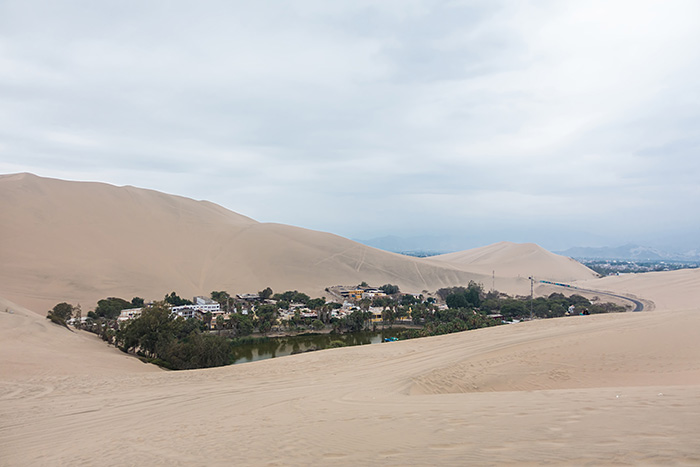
[{"xmin": 429, "ymin": 240, "xmax": 598, "ymax": 282}]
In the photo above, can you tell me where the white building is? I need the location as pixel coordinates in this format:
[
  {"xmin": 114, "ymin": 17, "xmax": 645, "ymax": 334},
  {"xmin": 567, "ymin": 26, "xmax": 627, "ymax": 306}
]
[
  {"xmin": 171, "ymin": 297, "xmax": 222, "ymax": 320},
  {"xmin": 117, "ymin": 308, "xmax": 143, "ymax": 322},
  {"xmin": 193, "ymin": 296, "xmax": 221, "ymax": 312},
  {"xmin": 171, "ymin": 305, "xmax": 204, "ymax": 320}
]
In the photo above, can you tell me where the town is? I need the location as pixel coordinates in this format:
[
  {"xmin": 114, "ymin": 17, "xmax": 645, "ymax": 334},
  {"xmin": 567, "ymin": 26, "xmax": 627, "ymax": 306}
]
[{"xmin": 111, "ymin": 284, "xmax": 432, "ymax": 329}]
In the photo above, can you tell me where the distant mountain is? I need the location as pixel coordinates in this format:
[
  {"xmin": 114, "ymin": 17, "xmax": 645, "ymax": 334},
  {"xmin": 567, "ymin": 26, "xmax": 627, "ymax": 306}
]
[{"xmin": 556, "ymin": 244, "xmax": 700, "ymax": 261}]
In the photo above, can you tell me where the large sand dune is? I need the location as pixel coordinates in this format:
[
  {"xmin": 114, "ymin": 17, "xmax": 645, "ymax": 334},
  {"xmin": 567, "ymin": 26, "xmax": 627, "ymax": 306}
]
[
  {"xmin": 1, "ymin": 173, "xmax": 596, "ymax": 313},
  {"xmin": 0, "ymin": 173, "xmax": 491, "ymax": 313}
]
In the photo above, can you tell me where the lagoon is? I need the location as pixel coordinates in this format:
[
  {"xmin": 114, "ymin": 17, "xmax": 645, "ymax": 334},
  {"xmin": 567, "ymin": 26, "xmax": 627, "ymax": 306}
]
[{"xmin": 231, "ymin": 329, "xmax": 404, "ymax": 364}]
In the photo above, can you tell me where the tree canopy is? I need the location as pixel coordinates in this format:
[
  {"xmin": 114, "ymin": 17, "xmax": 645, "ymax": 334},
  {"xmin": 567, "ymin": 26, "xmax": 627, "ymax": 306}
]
[
  {"xmin": 115, "ymin": 301, "xmax": 232, "ymax": 370},
  {"xmin": 258, "ymin": 287, "xmax": 273, "ymax": 300},
  {"xmin": 164, "ymin": 292, "xmax": 192, "ymax": 306},
  {"xmin": 46, "ymin": 302, "xmax": 74, "ymax": 327},
  {"xmin": 94, "ymin": 297, "xmax": 133, "ymax": 320},
  {"xmin": 380, "ymin": 284, "xmax": 400, "ymax": 295}
]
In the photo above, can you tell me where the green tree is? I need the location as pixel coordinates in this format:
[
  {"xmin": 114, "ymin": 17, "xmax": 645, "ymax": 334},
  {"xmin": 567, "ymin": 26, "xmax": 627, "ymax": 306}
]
[
  {"xmin": 164, "ymin": 292, "xmax": 192, "ymax": 306},
  {"xmin": 211, "ymin": 291, "xmax": 232, "ymax": 311},
  {"xmin": 94, "ymin": 297, "xmax": 133, "ymax": 320},
  {"xmin": 117, "ymin": 301, "xmax": 174, "ymax": 357},
  {"xmin": 358, "ymin": 298, "xmax": 371, "ymax": 311},
  {"xmin": 445, "ymin": 293, "xmax": 469, "ymax": 309},
  {"xmin": 228, "ymin": 313, "xmax": 254, "ymax": 337},
  {"xmin": 72, "ymin": 304, "xmax": 82, "ymax": 330},
  {"xmin": 259, "ymin": 287, "xmax": 273, "ymax": 300},
  {"xmin": 255, "ymin": 304, "xmax": 278, "ymax": 335},
  {"xmin": 500, "ymin": 299, "xmax": 527, "ymax": 319},
  {"xmin": 380, "ymin": 284, "xmax": 400, "ymax": 295},
  {"xmin": 116, "ymin": 302, "xmax": 234, "ymax": 370},
  {"xmin": 465, "ymin": 282, "xmax": 482, "ymax": 307},
  {"xmin": 372, "ymin": 296, "xmax": 393, "ymax": 308},
  {"xmin": 47, "ymin": 302, "xmax": 74, "ymax": 327},
  {"xmin": 342, "ymin": 309, "xmax": 369, "ymax": 332},
  {"xmin": 307, "ymin": 297, "xmax": 326, "ymax": 310},
  {"xmin": 400, "ymin": 294, "xmax": 417, "ymax": 306},
  {"xmin": 131, "ymin": 297, "xmax": 145, "ymax": 307},
  {"xmin": 411, "ymin": 304, "xmax": 426, "ymax": 325},
  {"xmin": 381, "ymin": 307, "xmax": 396, "ymax": 326},
  {"xmin": 444, "ymin": 282, "xmax": 482, "ymax": 309},
  {"xmin": 291, "ymin": 292, "xmax": 310, "ymax": 304},
  {"xmin": 395, "ymin": 306, "xmax": 408, "ymax": 322}
]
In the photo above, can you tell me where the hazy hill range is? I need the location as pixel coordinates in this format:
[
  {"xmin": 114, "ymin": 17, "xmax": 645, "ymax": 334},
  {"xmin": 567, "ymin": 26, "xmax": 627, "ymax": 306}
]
[{"xmin": 557, "ymin": 244, "xmax": 700, "ymax": 261}]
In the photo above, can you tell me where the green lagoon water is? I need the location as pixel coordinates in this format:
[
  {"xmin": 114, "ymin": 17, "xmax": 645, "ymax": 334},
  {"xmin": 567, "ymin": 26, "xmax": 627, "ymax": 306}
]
[{"xmin": 231, "ymin": 329, "xmax": 404, "ymax": 364}]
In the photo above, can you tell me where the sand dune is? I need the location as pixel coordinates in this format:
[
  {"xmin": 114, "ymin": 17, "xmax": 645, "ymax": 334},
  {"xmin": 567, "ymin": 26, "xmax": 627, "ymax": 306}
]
[
  {"xmin": 0, "ymin": 296, "xmax": 159, "ymax": 377},
  {"xmin": 0, "ymin": 173, "xmax": 492, "ymax": 313},
  {"xmin": 429, "ymin": 241, "xmax": 598, "ymax": 282},
  {"xmin": 579, "ymin": 267, "xmax": 700, "ymax": 312},
  {"xmin": 0, "ymin": 173, "xmax": 587, "ymax": 313}
]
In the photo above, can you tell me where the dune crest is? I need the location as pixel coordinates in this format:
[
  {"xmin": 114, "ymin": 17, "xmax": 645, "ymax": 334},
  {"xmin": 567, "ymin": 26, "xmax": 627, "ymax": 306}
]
[
  {"xmin": 1, "ymin": 173, "xmax": 494, "ymax": 312},
  {"xmin": 429, "ymin": 240, "xmax": 598, "ymax": 282}
]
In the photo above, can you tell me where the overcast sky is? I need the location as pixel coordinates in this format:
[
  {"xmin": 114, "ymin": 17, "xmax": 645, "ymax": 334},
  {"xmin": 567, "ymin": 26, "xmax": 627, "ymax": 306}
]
[{"xmin": 2, "ymin": 0, "xmax": 699, "ymax": 251}]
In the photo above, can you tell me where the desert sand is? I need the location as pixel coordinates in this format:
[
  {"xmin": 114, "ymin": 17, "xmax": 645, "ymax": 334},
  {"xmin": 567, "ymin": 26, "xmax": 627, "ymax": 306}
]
[
  {"xmin": 2, "ymin": 173, "xmax": 700, "ymax": 465},
  {"xmin": 429, "ymin": 241, "xmax": 598, "ymax": 282},
  {"xmin": 2, "ymin": 294, "xmax": 699, "ymax": 465}
]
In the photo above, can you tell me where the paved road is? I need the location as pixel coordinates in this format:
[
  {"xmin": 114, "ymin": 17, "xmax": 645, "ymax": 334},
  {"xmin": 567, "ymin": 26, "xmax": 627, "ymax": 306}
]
[{"xmin": 539, "ymin": 280, "xmax": 645, "ymax": 312}]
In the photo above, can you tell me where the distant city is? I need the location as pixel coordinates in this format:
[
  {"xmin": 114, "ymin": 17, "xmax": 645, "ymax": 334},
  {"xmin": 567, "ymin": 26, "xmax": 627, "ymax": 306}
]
[{"xmin": 578, "ymin": 259, "xmax": 699, "ymax": 276}]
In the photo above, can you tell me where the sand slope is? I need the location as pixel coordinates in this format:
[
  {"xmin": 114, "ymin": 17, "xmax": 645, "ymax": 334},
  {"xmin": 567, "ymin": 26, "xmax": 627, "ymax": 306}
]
[
  {"xmin": 0, "ymin": 173, "xmax": 597, "ymax": 314},
  {"xmin": 1, "ymin": 306, "xmax": 699, "ymax": 465},
  {"xmin": 0, "ymin": 173, "xmax": 496, "ymax": 313},
  {"xmin": 0, "ymin": 296, "xmax": 159, "ymax": 377},
  {"xmin": 579, "ymin": 267, "xmax": 700, "ymax": 312},
  {"xmin": 429, "ymin": 241, "xmax": 598, "ymax": 282}
]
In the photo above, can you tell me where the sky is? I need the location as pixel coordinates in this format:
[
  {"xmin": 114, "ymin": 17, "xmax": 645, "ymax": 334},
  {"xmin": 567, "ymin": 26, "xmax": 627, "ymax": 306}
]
[{"xmin": 2, "ymin": 0, "xmax": 699, "ymax": 252}]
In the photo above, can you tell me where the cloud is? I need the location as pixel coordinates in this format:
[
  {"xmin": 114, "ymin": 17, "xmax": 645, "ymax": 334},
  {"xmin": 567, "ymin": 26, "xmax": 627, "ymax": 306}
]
[{"xmin": 1, "ymin": 0, "xmax": 699, "ymax": 249}]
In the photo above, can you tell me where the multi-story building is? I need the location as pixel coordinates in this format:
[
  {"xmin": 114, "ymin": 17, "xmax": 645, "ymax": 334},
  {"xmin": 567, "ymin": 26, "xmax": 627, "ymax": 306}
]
[{"xmin": 171, "ymin": 297, "xmax": 221, "ymax": 320}]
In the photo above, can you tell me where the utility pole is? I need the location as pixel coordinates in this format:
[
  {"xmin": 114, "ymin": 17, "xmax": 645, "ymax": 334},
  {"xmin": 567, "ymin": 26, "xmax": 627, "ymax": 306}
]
[{"xmin": 529, "ymin": 276, "xmax": 534, "ymax": 320}]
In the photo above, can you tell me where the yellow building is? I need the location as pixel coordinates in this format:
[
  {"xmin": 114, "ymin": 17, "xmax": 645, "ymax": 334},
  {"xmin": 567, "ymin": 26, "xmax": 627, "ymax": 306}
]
[{"xmin": 343, "ymin": 289, "xmax": 364, "ymax": 300}]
